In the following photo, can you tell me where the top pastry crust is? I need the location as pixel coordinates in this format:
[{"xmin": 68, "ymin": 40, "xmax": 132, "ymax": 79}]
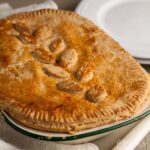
[{"xmin": 0, "ymin": 9, "xmax": 149, "ymax": 134}]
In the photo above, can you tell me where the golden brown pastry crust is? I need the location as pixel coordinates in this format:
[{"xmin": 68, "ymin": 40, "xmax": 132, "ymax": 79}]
[{"xmin": 0, "ymin": 9, "xmax": 149, "ymax": 134}]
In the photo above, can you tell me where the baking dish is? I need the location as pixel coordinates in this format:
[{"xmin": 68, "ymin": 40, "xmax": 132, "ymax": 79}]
[{"xmin": 2, "ymin": 97, "xmax": 150, "ymax": 144}]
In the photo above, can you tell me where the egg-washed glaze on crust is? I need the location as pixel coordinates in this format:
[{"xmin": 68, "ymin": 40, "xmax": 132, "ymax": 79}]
[{"xmin": 0, "ymin": 9, "xmax": 149, "ymax": 134}]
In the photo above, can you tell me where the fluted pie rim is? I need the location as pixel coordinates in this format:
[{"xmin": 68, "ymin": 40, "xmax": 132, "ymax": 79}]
[{"xmin": 0, "ymin": 9, "xmax": 150, "ymax": 134}]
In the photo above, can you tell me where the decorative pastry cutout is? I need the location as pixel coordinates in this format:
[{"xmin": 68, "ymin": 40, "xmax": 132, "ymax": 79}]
[
  {"xmin": 50, "ymin": 38, "xmax": 65, "ymax": 53},
  {"xmin": 57, "ymin": 80, "xmax": 82, "ymax": 94},
  {"xmin": 34, "ymin": 24, "xmax": 52, "ymax": 40},
  {"xmin": 18, "ymin": 32, "xmax": 37, "ymax": 44},
  {"xmin": 31, "ymin": 48, "xmax": 54, "ymax": 64},
  {"xmin": 57, "ymin": 49, "xmax": 78, "ymax": 68},
  {"xmin": 86, "ymin": 85, "xmax": 107, "ymax": 103},
  {"xmin": 75, "ymin": 63, "xmax": 94, "ymax": 82},
  {"xmin": 43, "ymin": 65, "xmax": 70, "ymax": 79}
]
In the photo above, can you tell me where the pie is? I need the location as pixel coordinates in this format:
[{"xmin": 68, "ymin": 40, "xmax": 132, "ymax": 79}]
[{"xmin": 0, "ymin": 9, "xmax": 149, "ymax": 134}]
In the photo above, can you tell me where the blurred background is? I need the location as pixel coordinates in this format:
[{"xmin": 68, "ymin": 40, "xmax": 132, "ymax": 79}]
[{"xmin": 0, "ymin": 0, "xmax": 80, "ymax": 10}]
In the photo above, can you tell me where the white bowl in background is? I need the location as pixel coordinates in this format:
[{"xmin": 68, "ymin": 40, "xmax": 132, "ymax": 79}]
[{"xmin": 76, "ymin": 0, "xmax": 150, "ymax": 59}]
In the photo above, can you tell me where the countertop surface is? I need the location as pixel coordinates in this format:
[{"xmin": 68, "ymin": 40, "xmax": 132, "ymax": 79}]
[{"xmin": 0, "ymin": 0, "xmax": 150, "ymax": 150}]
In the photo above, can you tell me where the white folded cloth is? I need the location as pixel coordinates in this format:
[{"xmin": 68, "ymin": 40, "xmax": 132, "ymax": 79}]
[
  {"xmin": 0, "ymin": 0, "xmax": 57, "ymax": 19},
  {"xmin": 0, "ymin": 1, "xmax": 99, "ymax": 150}
]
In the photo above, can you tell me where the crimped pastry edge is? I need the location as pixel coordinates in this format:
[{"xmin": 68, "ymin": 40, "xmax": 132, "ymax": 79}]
[{"xmin": 0, "ymin": 9, "xmax": 150, "ymax": 134}]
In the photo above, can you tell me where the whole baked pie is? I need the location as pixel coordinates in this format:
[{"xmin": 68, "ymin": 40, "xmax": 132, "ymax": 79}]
[{"xmin": 0, "ymin": 9, "xmax": 149, "ymax": 134}]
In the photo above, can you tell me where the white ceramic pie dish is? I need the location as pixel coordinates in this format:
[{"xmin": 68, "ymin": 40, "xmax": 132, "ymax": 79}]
[
  {"xmin": 2, "ymin": 96, "xmax": 150, "ymax": 144},
  {"xmin": 76, "ymin": 0, "xmax": 150, "ymax": 59}
]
